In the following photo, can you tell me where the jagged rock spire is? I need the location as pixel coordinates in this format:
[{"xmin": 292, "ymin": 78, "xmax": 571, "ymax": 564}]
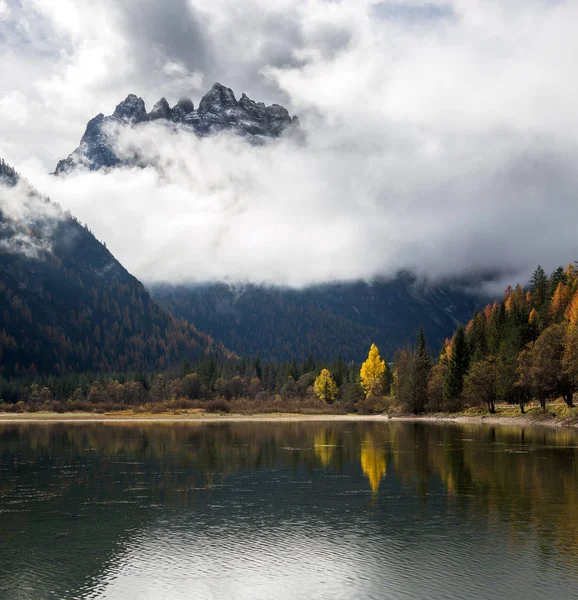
[
  {"xmin": 149, "ymin": 97, "xmax": 171, "ymax": 121},
  {"xmin": 54, "ymin": 83, "xmax": 299, "ymax": 174},
  {"xmin": 112, "ymin": 94, "xmax": 148, "ymax": 124}
]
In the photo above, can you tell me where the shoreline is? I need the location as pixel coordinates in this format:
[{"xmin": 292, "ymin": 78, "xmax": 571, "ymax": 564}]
[{"xmin": 0, "ymin": 411, "xmax": 576, "ymax": 429}]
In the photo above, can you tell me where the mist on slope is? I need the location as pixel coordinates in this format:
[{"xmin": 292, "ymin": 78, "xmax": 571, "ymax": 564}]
[{"xmin": 0, "ymin": 178, "xmax": 63, "ymax": 259}]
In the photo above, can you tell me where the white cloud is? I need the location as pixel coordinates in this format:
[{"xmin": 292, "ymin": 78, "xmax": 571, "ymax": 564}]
[
  {"xmin": 3, "ymin": 0, "xmax": 578, "ymax": 287},
  {"xmin": 0, "ymin": 180, "xmax": 62, "ymax": 259},
  {"xmin": 0, "ymin": 0, "xmax": 10, "ymax": 20},
  {"xmin": 0, "ymin": 90, "xmax": 29, "ymax": 124}
]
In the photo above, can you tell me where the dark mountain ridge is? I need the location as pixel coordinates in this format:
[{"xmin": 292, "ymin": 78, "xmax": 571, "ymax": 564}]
[
  {"xmin": 150, "ymin": 276, "xmax": 482, "ymax": 362},
  {"xmin": 0, "ymin": 159, "xmax": 227, "ymax": 377}
]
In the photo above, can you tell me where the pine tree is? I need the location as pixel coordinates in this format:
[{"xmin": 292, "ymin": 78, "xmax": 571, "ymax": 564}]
[
  {"xmin": 549, "ymin": 266, "xmax": 567, "ymax": 297},
  {"xmin": 443, "ymin": 326, "xmax": 469, "ymax": 401},
  {"xmin": 408, "ymin": 326, "xmax": 431, "ymax": 414},
  {"xmin": 333, "ymin": 355, "xmax": 348, "ymax": 387},
  {"xmin": 530, "ymin": 265, "xmax": 548, "ymax": 310},
  {"xmin": 383, "ymin": 360, "xmax": 393, "ymax": 395},
  {"xmin": 302, "ymin": 354, "xmax": 316, "ymax": 374},
  {"xmin": 466, "ymin": 312, "xmax": 487, "ymax": 363}
]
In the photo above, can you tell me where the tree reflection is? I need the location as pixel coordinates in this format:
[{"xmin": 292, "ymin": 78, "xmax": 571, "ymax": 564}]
[
  {"xmin": 360, "ymin": 434, "xmax": 387, "ymax": 494},
  {"xmin": 0, "ymin": 421, "xmax": 577, "ymax": 567}
]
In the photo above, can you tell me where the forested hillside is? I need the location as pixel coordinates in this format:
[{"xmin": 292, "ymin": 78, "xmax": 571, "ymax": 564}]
[
  {"xmin": 0, "ymin": 159, "xmax": 226, "ymax": 377},
  {"xmin": 391, "ymin": 263, "xmax": 578, "ymax": 414},
  {"xmin": 150, "ymin": 277, "xmax": 480, "ymax": 362}
]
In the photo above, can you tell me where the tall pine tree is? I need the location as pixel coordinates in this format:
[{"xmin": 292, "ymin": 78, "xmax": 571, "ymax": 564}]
[
  {"xmin": 443, "ymin": 326, "xmax": 470, "ymax": 402},
  {"xmin": 409, "ymin": 326, "xmax": 432, "ymax": 414}
]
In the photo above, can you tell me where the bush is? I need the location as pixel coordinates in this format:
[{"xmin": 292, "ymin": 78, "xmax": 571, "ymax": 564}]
[
  {"xmin": 356, "ymin": 393, "xmax": 388, "ymax": 415},
  {"xmin": 204, "ymin": 398, "xmax": 232, "ymax": 413}
]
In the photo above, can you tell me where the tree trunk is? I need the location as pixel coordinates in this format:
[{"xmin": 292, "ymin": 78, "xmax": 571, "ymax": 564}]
[
  {"xmin": 539, "ymin": 396, "xmax": 546, "ymax": 411},
  {"xmin": 488, "ymin": 400, "xmax": 496, "ymax": 414},
  {"xmin": 519, "ymin": 402, "xmax": 525, "ymax": 415}
]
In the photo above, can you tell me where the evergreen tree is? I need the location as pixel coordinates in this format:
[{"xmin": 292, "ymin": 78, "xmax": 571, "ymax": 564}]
[
  {"xmin": 466, "ymin": 312, "xmax": 487, "ymax": 363},
  {"xmin": 332, "ymin": 355, "xmax": 348, "ymax": 388},
  {"xmin": 530, "ymin": 265, "xmax": 549, "ymax": 310},
  {"xmin": 443, "ymin": 326, "xmax": 469, "ymax": 401},
  {"xmin": 383, "ymin": 360, "xmax": 393, "ymax": 395},
  {"xmin": 408, "ymin": 326, "xmax": 431, "ymax": 414},
  {"xmin": 549, "ymin": 266, "xmax": 567, "ymax": 297},
  {"xmin": 302, "ymin": 354, "xmax": 316, "ymax": 374}
]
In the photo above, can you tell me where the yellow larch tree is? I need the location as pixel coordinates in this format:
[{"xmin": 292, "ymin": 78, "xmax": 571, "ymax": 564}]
[
  {"xmin": 360, "ymin": 343, "xmax": 386, "ymax": 396},
  {"xmin": 313, "ymin": 369, "xmax": 338, "ymax": 402},
  {"xmin": 565, "ymin": 290, "xmax": 578, "ymax": 325},
  {"xmin": 550, "ymin": 282, "xmax": 572, "ymax": 319}
]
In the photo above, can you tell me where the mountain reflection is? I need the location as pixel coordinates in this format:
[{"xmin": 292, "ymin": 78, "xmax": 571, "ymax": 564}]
[{"xmin": 0, "ymin": 421, "xmax": 578, "ymax": 599}]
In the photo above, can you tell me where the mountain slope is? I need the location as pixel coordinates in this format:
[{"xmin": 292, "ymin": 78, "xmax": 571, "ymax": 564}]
[
  {"xmin": 0, "ymin": 159, "xmax": 225, "ymax": 377},
  {"xmin": 49, "ymin": 86, "xmax": 483, "ymax": 363},
  {"xmin": 54, "ymin": 83, "xmax": 299, "ymax": 174},
  {"xmin": 150, "ymin": 277, "xmax": 481, "ymax": 362}
]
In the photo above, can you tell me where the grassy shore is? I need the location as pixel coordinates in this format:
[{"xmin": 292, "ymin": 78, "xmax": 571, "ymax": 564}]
[{"xmin": 0, "ymin": 402, "xmax": 577, "ymax": 428}]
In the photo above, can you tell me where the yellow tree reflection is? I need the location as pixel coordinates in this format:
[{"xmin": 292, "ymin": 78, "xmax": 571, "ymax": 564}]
[
  {"xmin": 361, "ymin": 434, "xmax": 387, "ymax": 495},
  {"xmin": 314, "ymin": 429, "xmax": 338, "ymax": 467}
]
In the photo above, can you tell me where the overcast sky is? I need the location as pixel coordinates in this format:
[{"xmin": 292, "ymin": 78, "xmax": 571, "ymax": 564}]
[{"xmin": 1, "ymin": 0, "xmax": 578, "ymax": 288}]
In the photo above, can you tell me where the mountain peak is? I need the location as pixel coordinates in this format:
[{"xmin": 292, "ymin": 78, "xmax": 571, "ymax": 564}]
[
  {"xmin": 148, "ymin": 97, "xmax": 171, "ymax": 121},
  {"xmin": 112, "ymin": 94, "xmax": 148, "ymax": 124},
  {"xmin": 54, "ymin": 83, "xmax": 299, "ymax": 174},
  {"xmin": 198, "ymin": 82, "xmax": 238, "ymax": 113}
]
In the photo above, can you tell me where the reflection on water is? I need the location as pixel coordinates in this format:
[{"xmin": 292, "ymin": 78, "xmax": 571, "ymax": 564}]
[
  {"xmin": 0, "ymin": 421, "xmax": 577, "ymax": 599},
  {"xmin": 361, "ymin": 434, "xmax": 387, "ymax": 494}
]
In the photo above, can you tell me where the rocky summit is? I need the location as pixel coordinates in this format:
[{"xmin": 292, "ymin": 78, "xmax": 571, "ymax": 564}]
[{"xmin": 54, "ymin": 83, "xmax": 299, "ymax": 174}]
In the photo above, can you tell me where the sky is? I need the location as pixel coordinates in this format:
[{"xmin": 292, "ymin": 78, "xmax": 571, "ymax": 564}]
[{"xmin": 1, "ymin": 0, "xmax": 578, "ymax": 288}]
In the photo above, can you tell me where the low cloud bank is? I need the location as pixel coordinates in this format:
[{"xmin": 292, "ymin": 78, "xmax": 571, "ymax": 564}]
[{"xmin": 3, "ymin": 0, "xmax": 578, "ymax": 289}]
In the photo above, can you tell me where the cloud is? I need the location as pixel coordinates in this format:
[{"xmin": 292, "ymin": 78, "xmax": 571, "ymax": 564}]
[
  {"xmin": 0, "ymin": 90, "xmax": 29, "ymax": 124},
  {"xmin": 0, "ymin": 179, "xmax": 62, "ymax": 259},
  {"xmin": 3, "ymin": 0, "xmax": 578, "ymax": 288}
]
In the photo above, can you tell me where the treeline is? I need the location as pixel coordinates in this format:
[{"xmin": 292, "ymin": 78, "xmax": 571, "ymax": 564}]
[
  {"xmin": 392, "ymin": 263, "xmax": 578, "ymax": 414},
  {"xmin": 4, "ymin": 261, "xmax": 578, "ymax": 415},
  {"xmin": 0, "ymin": 353, "xmax": 367, "ymax": 412}
]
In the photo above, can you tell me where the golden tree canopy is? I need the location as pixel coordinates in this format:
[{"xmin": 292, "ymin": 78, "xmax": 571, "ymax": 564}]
[
  {"xmin": 360, "ymin": 343, "xmax": 386, "ymax": 395},
  {"xmin": 565, "ymin": 290, "xmax": 578, "ymax": 325},
  {"xmin": 313, "ymin": 369, "xmax": 338, "ymax": 402},
  {"xmin": 550, "ymin": 282, "xmax": 572, "ymax": 318}
]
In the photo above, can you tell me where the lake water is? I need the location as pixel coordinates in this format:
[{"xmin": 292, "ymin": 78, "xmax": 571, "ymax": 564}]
[{"xmin": 0, "ymin": 420, "xmax": 577, "ymax": 600}]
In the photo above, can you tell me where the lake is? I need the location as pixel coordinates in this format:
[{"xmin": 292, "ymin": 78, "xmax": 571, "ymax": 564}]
[{"xmin": 0, "ymin": 420, "xmax": 577, "ymax": 599}]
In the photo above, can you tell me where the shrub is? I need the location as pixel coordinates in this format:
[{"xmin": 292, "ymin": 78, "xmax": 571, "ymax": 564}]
[{"xmin": 204, "ymin": 398, "xmax": 232, "ymax": 413}]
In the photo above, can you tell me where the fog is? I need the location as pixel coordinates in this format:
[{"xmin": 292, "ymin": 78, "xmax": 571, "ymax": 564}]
[{"xmin": 2, "ymin": 0, "xmax": 578, "ymax": 287}]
